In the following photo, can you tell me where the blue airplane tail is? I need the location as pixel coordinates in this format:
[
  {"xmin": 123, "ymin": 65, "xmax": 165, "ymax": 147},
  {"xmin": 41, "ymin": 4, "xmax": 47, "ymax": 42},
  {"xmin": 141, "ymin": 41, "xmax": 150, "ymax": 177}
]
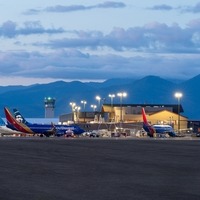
[
  {"xmin": 0, "ymin": 117, "xmax": 6, "ymax": 126},
  {"xmin": 13, "ymin": 108, "xmax": 30, "ymax": 125}
]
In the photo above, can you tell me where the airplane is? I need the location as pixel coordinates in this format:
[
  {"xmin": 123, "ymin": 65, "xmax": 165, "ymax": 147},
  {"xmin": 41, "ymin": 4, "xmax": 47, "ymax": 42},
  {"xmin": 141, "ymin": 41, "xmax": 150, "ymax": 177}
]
[
  {"xmin": 142, "ymin": 107, "xmax": 176, "ymax": 137},
  {"xmin": 0, "ymin": 117, "xmax": 24, "ymax": 136},
  {"xmin": 4, "ymin": 107, "xmax": 85, "ymax": 137}
]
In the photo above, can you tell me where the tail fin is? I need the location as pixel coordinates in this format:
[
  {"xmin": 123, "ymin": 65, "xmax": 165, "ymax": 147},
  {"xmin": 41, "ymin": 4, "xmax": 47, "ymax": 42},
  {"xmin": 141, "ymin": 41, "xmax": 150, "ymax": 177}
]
[
  {"xmin": 13, "ymin": 108, "xmax": 30, "ymax": 125},
  {"xmin": 142, "ymin": 107, "xmax": 149, "ymax": 125},
  {"xmin": 4, "ymin": 107, "xmax": 33, "ymax": 133},
  {"xmin": 0, "ymin": 118, "xmax": 6, "ymax": 126},
  {"xmin": 142, "ymin": 108, "xmax": 155, "ymax": 137}
]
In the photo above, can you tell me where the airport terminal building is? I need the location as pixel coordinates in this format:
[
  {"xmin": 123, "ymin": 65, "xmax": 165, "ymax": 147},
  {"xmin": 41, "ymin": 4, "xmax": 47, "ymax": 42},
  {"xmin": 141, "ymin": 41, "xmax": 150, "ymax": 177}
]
[{"xmin": 59, "ymin": 104, "xmax": 189, "ymax": 133}]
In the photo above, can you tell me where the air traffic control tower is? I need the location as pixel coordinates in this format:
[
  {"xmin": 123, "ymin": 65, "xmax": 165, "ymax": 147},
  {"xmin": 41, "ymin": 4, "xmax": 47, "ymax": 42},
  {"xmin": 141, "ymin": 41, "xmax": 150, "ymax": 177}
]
[{"xmin": 44, "ymin": 97, "xmax": 56, "ymax": 118}]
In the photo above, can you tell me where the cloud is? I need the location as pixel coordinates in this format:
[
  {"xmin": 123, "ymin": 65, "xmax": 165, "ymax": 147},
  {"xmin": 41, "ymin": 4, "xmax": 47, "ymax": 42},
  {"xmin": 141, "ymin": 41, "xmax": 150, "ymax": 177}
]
[
  {"xmin": 25, "ymin": 1, "xmax": 126, "ymax": 15},
  {"xmin": 96, "ymin": 1, "xmax": 126, "ymax": 8},
  {"xmin": 192, "ymin": 2, "xmax": 200, "ymax": 13},
  {"xmin": 0, "ymin": 21, "xmax": 17, "ymax": 38},
  {"xmin": 148, "ymin": 2, "xmax": 200, "ymax": 13},
  {"xmin": 182, "ymin": 2, "xmax": 200, "ymax": 13},
  {"xmin": 0, "ymin": 21, "xmax": 65, "ymax": 38},
  {"xmin": 1, "ymin": 1, "xmax": 200, "ymax": 85},
  {"xmin": 187, "ymin": 18, "xmax": 200, "ymax": 28},
  {"xmin": 149, "ymin": 4, "xmax": 173, "ymax": 11},
  {"xmin": 4, "ymin": 19, "xmax": 200, "ymax": 54},
  {"xmin": 0, "ymin": 49, "xmax": 198, "ymax": 82},
  {"xmin": 39, "ymin": 22, "xmax": 200, "ymax": 54}
]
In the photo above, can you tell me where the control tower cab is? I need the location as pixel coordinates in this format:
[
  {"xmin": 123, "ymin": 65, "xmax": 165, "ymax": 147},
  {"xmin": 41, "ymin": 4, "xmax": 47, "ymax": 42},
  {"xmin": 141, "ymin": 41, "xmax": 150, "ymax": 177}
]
[{"xmin": 44, "ymin": 97, "xmax": 56, "ymax": 118}]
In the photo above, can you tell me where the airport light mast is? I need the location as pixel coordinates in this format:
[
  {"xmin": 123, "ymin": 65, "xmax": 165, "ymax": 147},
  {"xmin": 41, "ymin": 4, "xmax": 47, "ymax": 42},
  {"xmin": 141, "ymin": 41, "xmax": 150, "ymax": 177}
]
[
  {"xmin": 91, "ymin": 104, "xmax": 97, "ymax": 111},
  {"xmin": 69, "ymin": 102, "xmax": 76, "ymax": 122},
  {"xmin": 117, "ymin": 92, "xmax": 127, "ymax": 122},
  {"xmin": 96, "ymin": 96, "xmax": 101, "ymax": 112},
  {"xmin": 109, "ymin": 94, "xmax": 115, "ymax": 121},
  {"xmin": 81, "ymin": 100, "xmax": 87, "ymax": 122},
  {"xmin": 174, "ymin": 92, "xmax": 183, "ymax": 134}
]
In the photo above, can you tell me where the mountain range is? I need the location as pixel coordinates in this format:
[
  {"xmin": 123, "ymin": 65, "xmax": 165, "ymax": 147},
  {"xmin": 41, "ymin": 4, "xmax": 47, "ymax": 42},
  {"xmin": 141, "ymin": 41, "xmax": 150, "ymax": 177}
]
[{"xmin": 0, "ymin": 75, "xmax": 200, "ymax": 120}]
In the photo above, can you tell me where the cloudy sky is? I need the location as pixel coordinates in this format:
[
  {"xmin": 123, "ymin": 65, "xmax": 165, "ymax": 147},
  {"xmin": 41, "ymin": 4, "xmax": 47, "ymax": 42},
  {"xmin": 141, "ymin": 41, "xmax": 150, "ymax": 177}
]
[{"xmin": 1, "ymin": 0, "xmax": 200, "ymax": 85}]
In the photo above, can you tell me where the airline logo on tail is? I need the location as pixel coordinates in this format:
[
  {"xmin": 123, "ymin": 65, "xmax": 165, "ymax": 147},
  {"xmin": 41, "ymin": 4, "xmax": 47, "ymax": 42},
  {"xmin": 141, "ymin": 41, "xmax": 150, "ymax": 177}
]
[
  {"xmin": 142, "ymin": 108, "xmax": 156, "ymax": 137},
  {"xmin": 13, "ymin": 108, "xmax": 29, "ymax": 124}
]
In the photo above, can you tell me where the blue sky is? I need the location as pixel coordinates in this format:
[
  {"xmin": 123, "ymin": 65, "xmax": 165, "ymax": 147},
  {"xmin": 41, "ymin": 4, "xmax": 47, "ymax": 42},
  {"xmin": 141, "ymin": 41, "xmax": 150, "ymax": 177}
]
[{"xmin": 1, "ymin": 0, "xmax": 200, "ymax": 85}]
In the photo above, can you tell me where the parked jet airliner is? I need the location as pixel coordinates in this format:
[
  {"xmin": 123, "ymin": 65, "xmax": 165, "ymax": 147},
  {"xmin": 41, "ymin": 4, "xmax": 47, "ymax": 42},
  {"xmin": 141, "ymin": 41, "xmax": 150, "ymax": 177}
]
[
  {"xmin": 4, "ymin": 107, "xmax": 85, "ymax": 137},
  {"xmin": 0, "ymin": 117, "xmax": 23, "ymax": 136},
  {"xmin": 142, "ymin": 107, "xmax": 176, "ymax": 137}
]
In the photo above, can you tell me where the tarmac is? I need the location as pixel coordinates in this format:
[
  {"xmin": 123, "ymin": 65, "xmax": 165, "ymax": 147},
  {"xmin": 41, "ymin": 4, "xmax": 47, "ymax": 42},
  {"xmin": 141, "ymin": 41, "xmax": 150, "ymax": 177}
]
[{"xmin": 0, "ymin": 137, "xmax": 200, "ymax": 200}]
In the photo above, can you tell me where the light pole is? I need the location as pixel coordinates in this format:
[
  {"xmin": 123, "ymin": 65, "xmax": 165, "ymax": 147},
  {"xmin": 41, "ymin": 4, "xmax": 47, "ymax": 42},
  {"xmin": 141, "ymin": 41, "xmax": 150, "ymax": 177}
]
[
  {"xmin": 74, "ymin": 106, "xmax": 81, "ymax": 123},
  {"xmin": 174, "ymin": 92, "xmax": 182, "ymax": 134},
  {"xmin": 96, "ymin": 96, "xmax": 101, "ymax": 122},
  {"xmin": 91, "ymin": 104, "xmax": 97, "ymax": 112},
  {"xmin": 96, "ymin": 96, "xmax": 101, "ymax": 112},
  {"xmin": 69, "ymin": 102, "xmax": 76, "ymax": 122},
  {"xmin": 117, "ymin": 92, "xmax": 127, "ymax": 122},
  {"xmin": 108, "ymin": 94, "xmax": 115, "ymax": 121},
  {"xmin": 81, "ymin": 100, "xmax": 87, "ymax": 122}
]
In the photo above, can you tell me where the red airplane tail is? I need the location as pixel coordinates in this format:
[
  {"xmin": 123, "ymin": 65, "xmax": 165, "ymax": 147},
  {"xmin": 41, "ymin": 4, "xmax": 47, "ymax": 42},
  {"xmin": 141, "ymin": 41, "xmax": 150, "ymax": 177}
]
[
  {"xmin": 142, "ymin": 107, "xmax": 149, "ymax": 125},
  {"xmin": 4, "ymin": 107, "xmax": 33, "ymax": 134},
  {"xmin": 142, "ymin": 107, "xmax": 155, "ymax": 137}
]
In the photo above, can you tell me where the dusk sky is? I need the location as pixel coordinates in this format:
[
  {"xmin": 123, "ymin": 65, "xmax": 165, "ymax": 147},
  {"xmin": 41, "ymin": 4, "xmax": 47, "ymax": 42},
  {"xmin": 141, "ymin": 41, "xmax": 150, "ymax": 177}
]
[{"xmin": 1, "ymin": 0, "xmax": 200, "ymax": 85}]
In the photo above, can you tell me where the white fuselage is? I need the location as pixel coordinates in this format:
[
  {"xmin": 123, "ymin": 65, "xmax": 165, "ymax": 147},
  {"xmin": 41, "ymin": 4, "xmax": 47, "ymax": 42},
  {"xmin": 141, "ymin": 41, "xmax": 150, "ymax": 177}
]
[
  {"xmin": 0, "ymin": 125, "xmax": 23, "ymax": 135},
  {"xmin": 153, "ymin": 124, "xmax": 173, "ymax": 133}
]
